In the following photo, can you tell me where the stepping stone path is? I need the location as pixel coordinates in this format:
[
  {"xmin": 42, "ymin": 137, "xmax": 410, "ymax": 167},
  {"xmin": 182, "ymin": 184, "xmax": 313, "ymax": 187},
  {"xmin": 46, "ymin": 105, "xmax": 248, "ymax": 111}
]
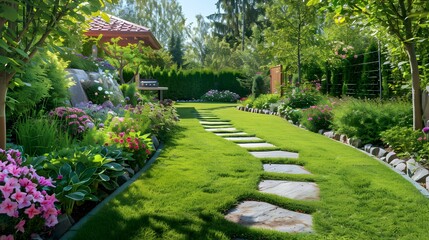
[
  {"xmin": 258, "ymin": 180, "xmax": 320, "ymax": 200},
  {"xmin": 224, "ymin": 201, "xmax": 313, "ymax": 233},
  {"xmin": 250, "ymin": 151, "xmax": 299, "ymax": 159},
  {"xmin": 263, "ymin": 164, "xmax": 311, "ymax": 174},
  {"xmin": 237, "ymin": 142, "xmax": 277, "ymax": 149},
  {"xmin": 224, "ymin": 137, "xmax": 264, "ymax": 142},
  {"xmin": 196, "ymin": 111, "xmax": 320, "ymax": 234}
]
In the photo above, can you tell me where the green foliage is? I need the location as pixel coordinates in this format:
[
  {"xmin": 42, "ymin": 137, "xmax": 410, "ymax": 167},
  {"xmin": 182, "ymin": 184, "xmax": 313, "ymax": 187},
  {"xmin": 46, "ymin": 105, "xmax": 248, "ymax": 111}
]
[
  {"xmin": 120, "ymin": 83, "xmax": 139, "ymax": 106},
  {"xmin": 331, "ymin": 98, "xmax": 413, "ymax": 144},
  {"xmin": 278, "ymin": 105, "xmax": 303, "ymax": 124},
  {"xmin": 252, "ymin": 75, "xmax": 266, "ymax": 98},
  {"xmin": 380, "ymin": 126, "xmax": 424, "ymax": 158},
  {"xmin": 14, "ymin": 114, "xmax": 73, "ymax": 156},
  {"xmin": 201, "ymin": 90, "xmax": 240, "ymax": 103},
  {"xmin": 60, "ymin": 53, "xmax": 99, "ymax": 71},
  {"xmin": 284, "ymin": 88, "xmax": 322, "ymax": 109},
  {"xmin": 252, "ymin": 94, "xmax": 281, "ymax": 109},
  {"xmin": 300, "ymin": 104, "xmax": 333, "ymax": 132}
]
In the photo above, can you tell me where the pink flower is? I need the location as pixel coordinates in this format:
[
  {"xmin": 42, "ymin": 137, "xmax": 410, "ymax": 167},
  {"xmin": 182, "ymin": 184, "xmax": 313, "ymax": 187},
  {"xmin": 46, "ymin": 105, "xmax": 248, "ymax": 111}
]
[
  {"xmin": 0, "ymin": 235, "xmax": 14, "ymax": 240},
  {"xmin": 24, "ymin": 204, "xmax": 41, "ymax": 219},
  {"xmin": 45, "ymin": 214, "xmax": 58, "ymax": 227},
  {"xmin": 37, "ymin": 176, "xmax": 55, "ymax": 188},
  {"xmin": 11, "ymin": 190, "xmax": 27, "ymax": 205},
  {"xmin": 57, "ymin": 175, "xmax": 63, "ymax": 180},
  {"xmin": 0, "ymin": 184, "xmax": 15, "ymax": 199},
  {"xmin": 0, "ymin": 198, "xmax": 18, "ymax": 217},
  {"xmin": 18, "ymin": 195, "xmax": 32, "ymax": 209},
  {"xmin": 15, "ymin": 220, "xmax": 25, "ymax": 233},
  {"xmin": 308, "ymin": 117, "xmax": 313, "ymax": 121}
]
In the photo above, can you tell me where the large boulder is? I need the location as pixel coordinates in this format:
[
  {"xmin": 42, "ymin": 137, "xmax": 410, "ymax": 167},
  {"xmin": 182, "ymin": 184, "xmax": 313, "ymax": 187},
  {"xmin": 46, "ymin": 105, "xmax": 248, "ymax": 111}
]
[{"xmin": 67, "ymin": 69, "xmax": 89, "ymax": 106}]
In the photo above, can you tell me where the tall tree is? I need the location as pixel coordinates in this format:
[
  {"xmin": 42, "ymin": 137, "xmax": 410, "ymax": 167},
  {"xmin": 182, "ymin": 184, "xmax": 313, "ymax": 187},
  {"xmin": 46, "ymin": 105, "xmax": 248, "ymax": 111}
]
[
  {"xmin": 208, "ymin": 0, "xmax": 271, "ymax": 46},
  {"xmin": 264, "ymin": 0, "xmax": 319, "ymax": 84},
  {"xmin": 308, "ymin": 0, "xmax": 429, "ymax": 129},
  {"xmin": 0, "ymin": 0, "xmax": 112, "ymax": 149},
  {"xmin": 185, "ymin": 14, "xmax": 211, "ymax": 67},
  {"xmin": 168, "ymin": 32, "xmax": 184, "ymax": 67},
  {"xmin": 104, "ymin": 0, "xmax": 187, "ymax": 48}
]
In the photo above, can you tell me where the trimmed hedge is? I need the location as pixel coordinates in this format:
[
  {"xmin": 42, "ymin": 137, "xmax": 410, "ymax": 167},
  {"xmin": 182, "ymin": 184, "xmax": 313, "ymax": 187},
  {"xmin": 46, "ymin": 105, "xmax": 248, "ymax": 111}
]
[{"xmin": 124, "ymin": 68, "xmax": 250, "ymax": 100}]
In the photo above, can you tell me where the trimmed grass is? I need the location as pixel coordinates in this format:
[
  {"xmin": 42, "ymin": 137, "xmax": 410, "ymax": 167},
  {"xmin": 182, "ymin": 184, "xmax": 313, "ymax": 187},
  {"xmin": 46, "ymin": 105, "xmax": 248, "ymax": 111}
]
[{"xmin": 71, "ymin": 103, "xmax": 429, "ymax": 240}]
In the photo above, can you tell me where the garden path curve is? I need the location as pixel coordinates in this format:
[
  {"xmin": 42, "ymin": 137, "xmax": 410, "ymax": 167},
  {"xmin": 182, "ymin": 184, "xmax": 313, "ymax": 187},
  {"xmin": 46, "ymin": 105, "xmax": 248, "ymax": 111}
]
[{"xmin": 197, "ymin": 111, "xmax": 320, "ymax": 234}]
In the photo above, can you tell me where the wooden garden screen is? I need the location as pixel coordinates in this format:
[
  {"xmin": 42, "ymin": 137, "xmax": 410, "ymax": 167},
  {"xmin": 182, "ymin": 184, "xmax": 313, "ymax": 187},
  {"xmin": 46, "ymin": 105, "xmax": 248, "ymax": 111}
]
[{"xmin": 270, "ymin": 65, "xmax": 283, "ymax": 95}]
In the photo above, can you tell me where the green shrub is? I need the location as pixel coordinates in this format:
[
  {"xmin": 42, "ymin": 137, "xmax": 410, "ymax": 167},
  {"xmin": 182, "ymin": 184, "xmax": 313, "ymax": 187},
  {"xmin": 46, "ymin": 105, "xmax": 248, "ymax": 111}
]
[
  {"xmin": 121, "ymin": 83, "xmax": 139, "ymax": 106},
  {"xmin": 331, "ymin": 98, "xmax": 412, "ymax": 144},
  {"xmin": 252, "ymin": 75, "xmax": 266, "ymax": 98},
  {"xmin": 200, "ymin": 89, "xmax": 240, "ymax": 102},
  {"xmin": 240, "ymin": 96, "xmax": 255, "ymax": 108},
  {"xmin": 252, "ymin": 94, "xmax": 281, "ymax": 109},
  {"xmin": 284, "ymin": 88, "xmax": 322, "ymax": 109},
  {"xmin": 278, "ymin": 105, "xmax": 303, "ymax": 124},
  {"xmin": 300, "ymin": 104, "xmax": 333, "ymax": 132},
  {"xmin": 380, "ymin": 126, "xmax": 424, "ymax": 158}
]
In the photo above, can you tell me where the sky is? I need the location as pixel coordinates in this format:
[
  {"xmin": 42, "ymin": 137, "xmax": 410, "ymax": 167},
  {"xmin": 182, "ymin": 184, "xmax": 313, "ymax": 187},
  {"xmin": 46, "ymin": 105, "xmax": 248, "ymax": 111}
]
[{"xmin": 177, "ymin": 0, "xmax": 218, "ymax": 26}]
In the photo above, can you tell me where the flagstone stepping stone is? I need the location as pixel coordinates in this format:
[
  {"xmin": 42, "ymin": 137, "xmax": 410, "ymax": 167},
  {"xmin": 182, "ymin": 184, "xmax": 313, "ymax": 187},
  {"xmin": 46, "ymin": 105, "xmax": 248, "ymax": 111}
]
[
  {"xmin": 258, "ymin": 180, "xmax": 320, "ymax": 200},
  {"xmin": 202, "ymin": 125, "xmax": 233, "ymax": 129},
  {"xmin": 263, "ymin": 164, "xmax": 311, "ymax": 174},
  {"xmin": 224, "ymin": 137, "xmax": 264, "ymax": 142},
  {"xmin": 199, "ymin": 121, "xmax": 231, "ymax": 125},
  {"xmin": 237, "ymin": 143, "xmax": 277, "ymax": 149},
  {"xmin": 250, "ymin": 151, "xmax": 299, "ymax": 159},
  {"xmin": 225, "ymin": 201, "xmax": 313, "ymax": 233},
  {"xmin": 215, "ymin": 132, "xmax": 251, "ymax": 137},
  {"xmin": 205, "ymin": 128, "xmax": 238, "ymax": 132}
]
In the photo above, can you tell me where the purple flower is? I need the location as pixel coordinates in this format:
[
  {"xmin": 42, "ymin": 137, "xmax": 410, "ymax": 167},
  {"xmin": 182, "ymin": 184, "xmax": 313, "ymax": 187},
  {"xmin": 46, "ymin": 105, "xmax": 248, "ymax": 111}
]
[{"xmin": 423, "ymin": 127, "xmax": 429, "ymax": 134}]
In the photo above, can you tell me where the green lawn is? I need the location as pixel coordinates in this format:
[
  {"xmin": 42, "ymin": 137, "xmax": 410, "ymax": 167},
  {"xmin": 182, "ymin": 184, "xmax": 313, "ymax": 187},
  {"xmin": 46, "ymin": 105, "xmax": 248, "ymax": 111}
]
[{"xmin": 70, "ymin": 103, "xmax": 429, "ymax": 240}]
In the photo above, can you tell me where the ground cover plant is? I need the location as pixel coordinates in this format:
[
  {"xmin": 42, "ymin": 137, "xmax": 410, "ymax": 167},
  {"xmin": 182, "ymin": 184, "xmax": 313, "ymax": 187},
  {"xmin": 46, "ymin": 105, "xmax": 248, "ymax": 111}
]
[{"xmin": 70, "ymin": 103, "xmax": 429, "ymax": 239}]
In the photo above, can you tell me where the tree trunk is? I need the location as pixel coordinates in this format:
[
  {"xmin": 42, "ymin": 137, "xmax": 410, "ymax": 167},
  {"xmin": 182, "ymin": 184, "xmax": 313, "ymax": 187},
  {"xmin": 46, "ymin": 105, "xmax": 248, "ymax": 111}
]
[
  {"xmin": 404, "ymin": 42, "xmax": 423, "ymax": 130},
  {"xmin": 0, "ymin": 72, "xmax": 13, "ymax": 150}
]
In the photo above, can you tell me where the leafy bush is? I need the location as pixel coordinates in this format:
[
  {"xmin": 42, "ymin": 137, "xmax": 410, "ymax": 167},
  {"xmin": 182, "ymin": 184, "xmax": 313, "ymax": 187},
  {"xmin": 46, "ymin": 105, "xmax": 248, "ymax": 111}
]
[
  {"xmin": 120, "ymin": 83, "xmax": 140, "ymax": 106},
  {"xmin": 14, "ymin": 114, "xmax": 73, "ymax": 156},
  {"xmin": 331, "ymin": 98, "xmax": 412, "ymax": 144},
  {"xmin": 240, "ymin": 96, "xmax": 255, "ymax": 108},
  {"xmin": 300, "ymin": 104, "xmax": 333, "ymax": 132},
  {"xmin": 252, "ymin": 75, "xmax": 266, "ymax": 98},
  {"xmin": 201, "ymin": 90, "xmax": 240, "ymax": 102},
  {"xmin": 284, "ymin": 88, "xmax": 322, "ymax": 109},
  {"xmin": 0, "ymin": 149, "xmax": 59, "ymax": 239},
  {"xmin": 75, "ymin": 101, "xmax": 124, "ymax": 125},
  {"xmin": 380, "ymin": 126, "xmax": 424, "ymax": 158},
  {"xmin": 60, "ymin": 53, "xmax": 98, "ymax": 71},
  {"xmin": 278, "ymin": 105, "xmax": 303, "ymax": 124},
  {"xmin": 252, "ymin": 94, "xmax": 281, "ymax": 109}
]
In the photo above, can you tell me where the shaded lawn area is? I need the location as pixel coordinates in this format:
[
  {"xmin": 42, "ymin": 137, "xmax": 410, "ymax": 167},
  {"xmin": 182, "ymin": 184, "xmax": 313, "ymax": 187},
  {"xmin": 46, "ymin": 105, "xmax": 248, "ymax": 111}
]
[{"xmin": 71, "ymin": 103, "xmax": 429, "ymax": 240}]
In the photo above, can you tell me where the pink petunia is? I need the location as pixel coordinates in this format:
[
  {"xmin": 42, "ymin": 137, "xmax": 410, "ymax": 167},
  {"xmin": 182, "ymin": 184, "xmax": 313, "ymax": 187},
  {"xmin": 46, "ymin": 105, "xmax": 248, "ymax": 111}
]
[
  {"xmin": 37, "ymin": 176, "xmax": 55, "ymax": 188},
  {"xmin": 11, "ymin": 190, "xmax": 27, "ymax": 205},
  {"xmin": 15, "ymin": 219, "xmax": 25, "ymax": 233},
  {"xmin": 24, "ymin": 204, "xmax": 41, "ymax": 219},
  {"xmin": 0, "ymin": 184, "xmax": 15, "ymax": 199},
  {"xmin": 0, "ymin": 235, "xmax": 14, "ymax": 240},
  {"xmin": 0, "ymin": 198, "xmax": 18, "ymax": 217},
  {"xmin": 18, "ymin": 195, "xmax": 33, "ymax": 209},
  {"xmin": 44, "ymin": 214, "xmax": 58, "ymax": 227}
]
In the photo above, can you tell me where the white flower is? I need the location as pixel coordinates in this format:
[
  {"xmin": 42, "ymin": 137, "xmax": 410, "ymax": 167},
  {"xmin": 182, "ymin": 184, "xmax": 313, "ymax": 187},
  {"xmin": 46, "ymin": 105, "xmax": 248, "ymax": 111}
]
[
  {"xmin": 105, "ymin": 91, "xmax": 109, "ymax": 95},
  {"xmin": 98, "ymin": 86, "xmax": 103, "ymax": 91}
]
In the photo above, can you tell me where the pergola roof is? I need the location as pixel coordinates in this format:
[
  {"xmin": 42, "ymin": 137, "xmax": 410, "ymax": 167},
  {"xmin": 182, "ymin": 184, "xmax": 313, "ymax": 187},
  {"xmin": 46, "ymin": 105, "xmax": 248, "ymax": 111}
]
[{"xmin": 85, "ymin": 15, "xmax": 161, "ymax": 50}]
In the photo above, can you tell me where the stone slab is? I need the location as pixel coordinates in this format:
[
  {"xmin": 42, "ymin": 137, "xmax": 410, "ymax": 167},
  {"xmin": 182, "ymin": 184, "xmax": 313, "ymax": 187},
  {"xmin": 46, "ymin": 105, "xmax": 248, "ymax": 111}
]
[
  {"xmin": 203, "ymin": 125, "xmax": 233, "ymax": 129},
  {"xmin": 199, "ymin": 121, "xmax": 231, "ymax": 125},
  {"xmin": 263, "ymin": 164, "xmax": 311, "ymax": 174},
  {"xmin": 238, "ymin": 143, "xmax": 277, "ymax": 149},
  {"xmin": 205, "ymin": 128, "xmax": 238, "ymax": 132},
  {"xmin": 250, "ymin": 151, "xmax": 299, "ymax": 159},
  {"xmin": 215, "ymin": 132, "xmax": 250, "ymax": 137},
  {"xmin": 225, "ymin": 201, "xmax": 313, "ymax": 233},
  {"xmin": 258, "ymin": 180, "xmax": 320, "ymax": 200},
  {"xmin": 224, "ymin": 137, "xmax": 264, "ymax": 142}
]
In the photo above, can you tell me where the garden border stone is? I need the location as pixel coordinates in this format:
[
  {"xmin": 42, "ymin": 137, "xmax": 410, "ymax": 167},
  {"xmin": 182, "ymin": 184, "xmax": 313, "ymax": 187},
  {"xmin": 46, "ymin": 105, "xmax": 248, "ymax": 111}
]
[{"xmin": 60, "ymin": 143, "xmax": 165, "ymax": 240}]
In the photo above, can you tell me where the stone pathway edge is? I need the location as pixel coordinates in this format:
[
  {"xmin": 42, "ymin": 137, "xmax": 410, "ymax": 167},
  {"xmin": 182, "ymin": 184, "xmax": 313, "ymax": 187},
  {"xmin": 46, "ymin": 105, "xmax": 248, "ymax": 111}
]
[{"xmin": 60, "ymin": 143, "xmax": 165, "ymax": 240}]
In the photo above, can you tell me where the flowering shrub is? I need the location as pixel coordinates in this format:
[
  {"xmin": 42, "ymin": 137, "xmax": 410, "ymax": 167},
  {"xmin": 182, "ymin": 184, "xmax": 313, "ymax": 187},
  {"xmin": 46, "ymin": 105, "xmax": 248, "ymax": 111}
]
[
  {"xmin": 278, "ymin": 105, "xmax": 303, "ymax": 124},
  {"xmin": 0, "ymin": 149, "xmax": 59, "ymax": 239},
  {"xmin": 284, "ymin": 88, "xmax": 322, "ymax": 109},
  {"xmin": 76, "ymin": 101, "xmax": 124, "ymax": 125},
  {"xmin": 381, "ymin": 127, "xmax": 426, "ymax": 158},
  {"xmin": 49, "ymin": 107, "xmax": 95, "ymax": 138},
  {"xmin": 201, "ymin": 90, "xmax": 240, "ymax": 103},
  {"xmin": 300, "ymin": 105, "xmax": 333, "ymax": 132},
  {"xmin": 252, "ymin": 94, "xmax": 281, "ymax": 109},
  {"xmin": 107, "ymin": 131, "xmax": 152, "ymax": 168},
  {"xmin": 125, "ymin": 102, "xmax": 180, "ymax": 140}
]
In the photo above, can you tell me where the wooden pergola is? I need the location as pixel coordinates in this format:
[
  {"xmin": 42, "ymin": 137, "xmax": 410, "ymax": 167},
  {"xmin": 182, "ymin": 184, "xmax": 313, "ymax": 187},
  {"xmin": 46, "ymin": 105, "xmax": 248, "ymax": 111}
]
[{"xmin": 84, "ymin": 14, "xmax": 161, "ymax": 50}]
